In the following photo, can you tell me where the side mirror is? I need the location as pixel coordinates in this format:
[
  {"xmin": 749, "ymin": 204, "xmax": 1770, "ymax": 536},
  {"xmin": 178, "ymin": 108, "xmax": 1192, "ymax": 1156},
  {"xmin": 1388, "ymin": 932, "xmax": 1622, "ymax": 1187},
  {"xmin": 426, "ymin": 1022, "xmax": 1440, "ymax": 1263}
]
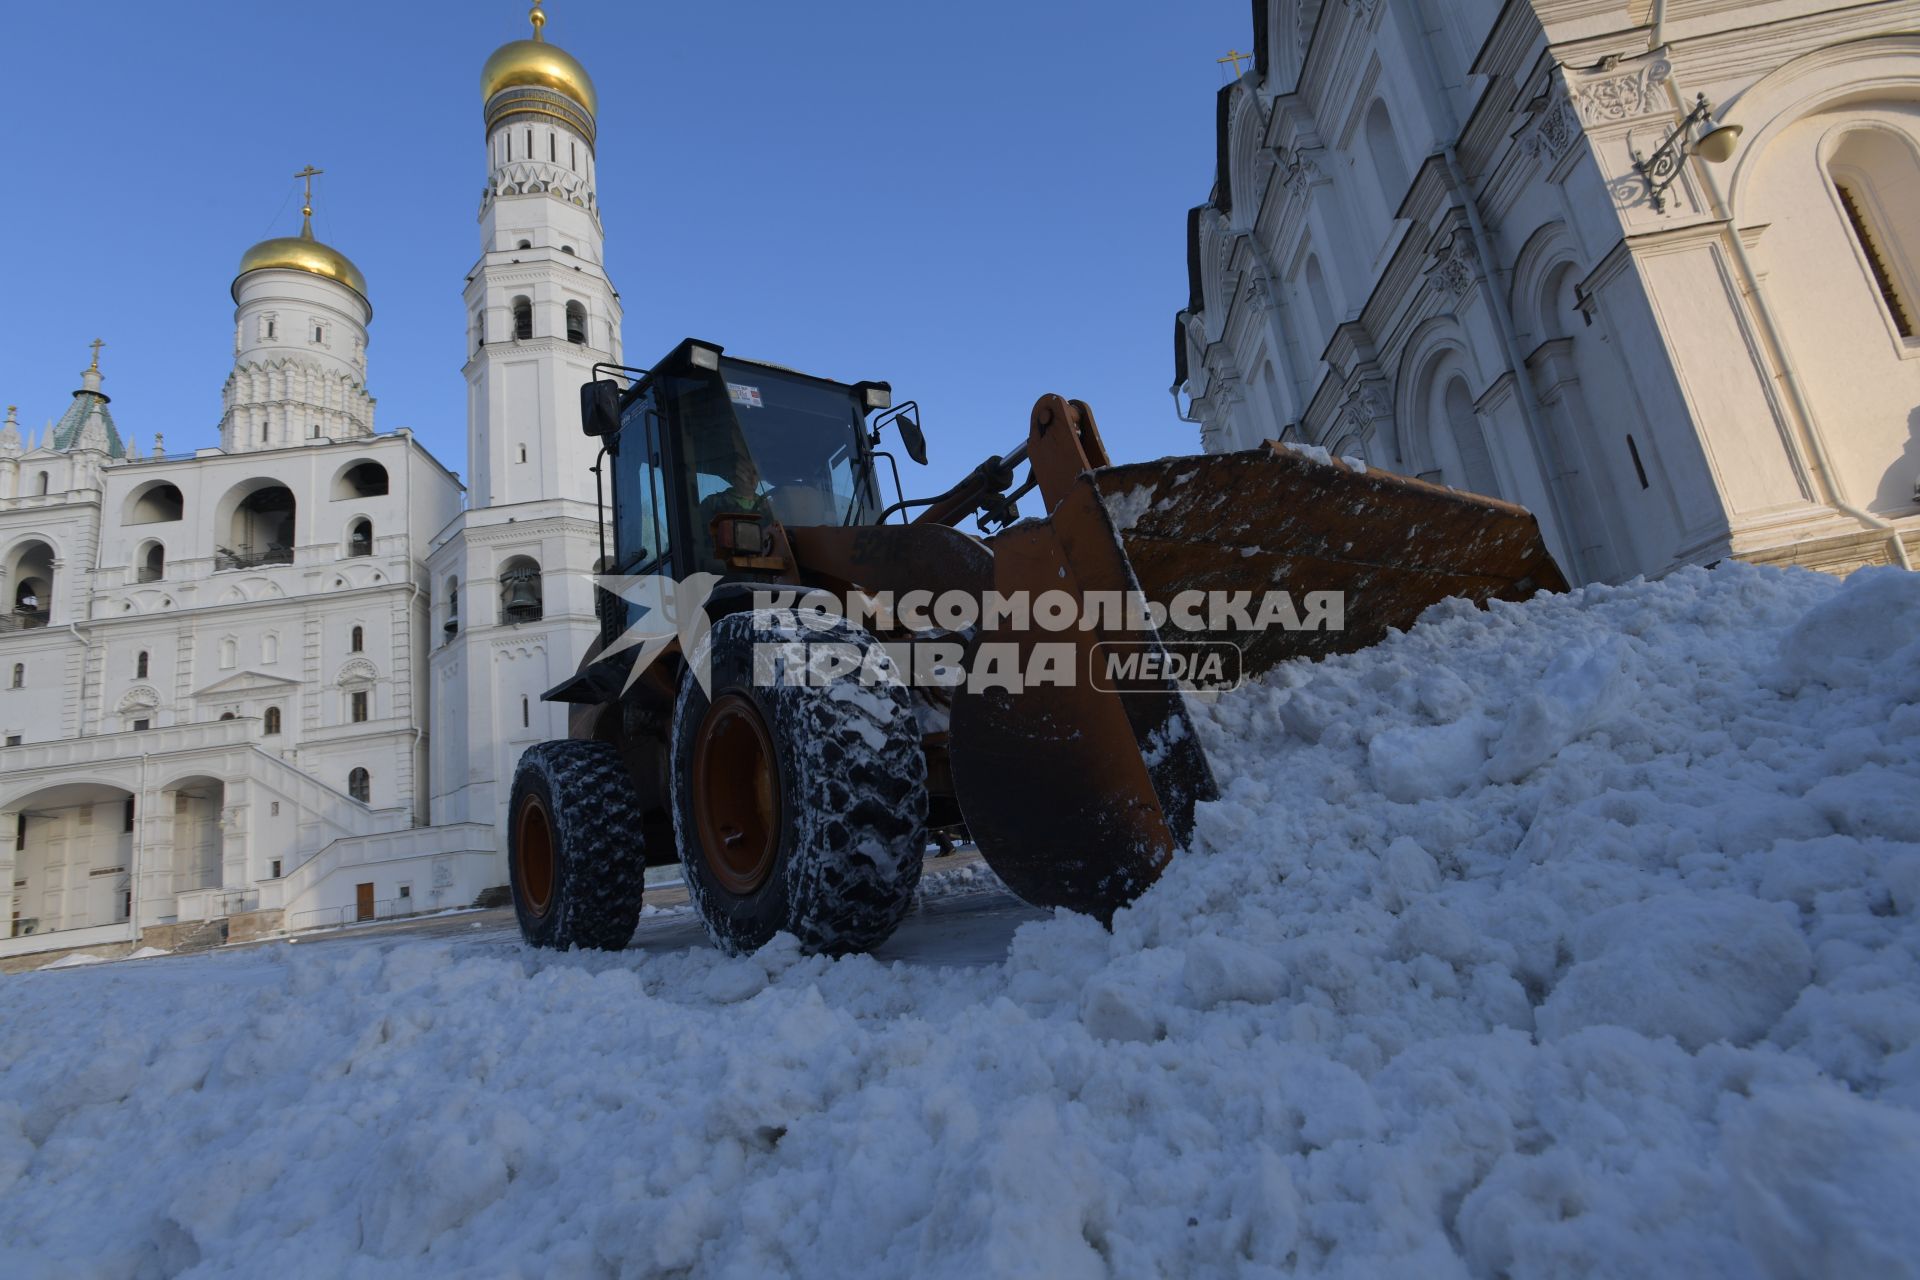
[
  {"xmin": 581, "ymin": 379, "xmax": 622, "ymax": 438},
  {"xmin": 892, "ymin": 404, "xmax": 928, "ymax": 466}
]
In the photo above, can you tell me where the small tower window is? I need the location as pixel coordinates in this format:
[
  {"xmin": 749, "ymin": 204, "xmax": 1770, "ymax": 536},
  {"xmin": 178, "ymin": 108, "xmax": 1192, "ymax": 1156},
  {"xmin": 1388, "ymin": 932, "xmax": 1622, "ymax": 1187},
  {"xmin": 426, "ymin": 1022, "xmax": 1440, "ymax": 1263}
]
[
  {"xmin": 9, "ymin": 663, "xmax": 22, "ymax": 689},
  {"xmin": 351, "ymin": 690, "xmax": 369, "ymax": 723},
  {"xmin": 351, "ymin": 625, "xmax": 364, "ymax": 652},
  {"xmin": 136, "ymin": 651, "xmax": 149, "ymax": 679},
  {"xmin": 517, "ymin": 240, "xmax": 531, "ymax": 250},
  {"xmin": 549, "ymin": 132, "xmax": 556, "ymax": 162},
  {"xmin": 522, "ymin": 695, "xmax": 530, "ymax": 728},
  {"xmin": 512, "ymin": 296, "xmax": 532, "ymax": 340},
  {"xmin": 348, "ymin": 518, "xmax": 373, "ymax": 557},
  {"xmin": 36, "ymin": 472, "xmax": 49, "ymax": 496},
  {"xmin": 566, "ymin": 301, "xmax": 587, "ymax": 345},
  {"xmin": 264, "ymin": 706, "xmax": 282, "ymax": 735},
  {"xmin": 348, "ymin": 767, "xmax": 370, "ymax": 803},
  {"xmin": 518, "ymin": 444, "xmax": 528, "ymax": 463},
  {"xmin": 265, "ymin": 317, "xmax": 277, "ymax": 340}
]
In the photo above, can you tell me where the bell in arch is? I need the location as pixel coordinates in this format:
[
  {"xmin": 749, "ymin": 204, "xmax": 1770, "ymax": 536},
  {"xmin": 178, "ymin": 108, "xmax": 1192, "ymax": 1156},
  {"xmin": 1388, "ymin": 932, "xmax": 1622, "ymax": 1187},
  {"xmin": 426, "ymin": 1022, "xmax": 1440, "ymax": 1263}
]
[{"xmin": 503, "ymin": 570, "xmax": 542, "ymax": 612}]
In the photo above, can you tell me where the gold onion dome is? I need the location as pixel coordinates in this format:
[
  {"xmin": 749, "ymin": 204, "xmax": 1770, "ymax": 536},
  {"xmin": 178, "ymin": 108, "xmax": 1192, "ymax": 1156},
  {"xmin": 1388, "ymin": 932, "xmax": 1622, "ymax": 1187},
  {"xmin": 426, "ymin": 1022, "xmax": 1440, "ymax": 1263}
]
[
  {"xmin": 481, "ymin": 2, "xmax": 597, "ymax": 115},
  {"xmin": 234, "ymin": 219, "xmax": 369, "ymax": 308}
]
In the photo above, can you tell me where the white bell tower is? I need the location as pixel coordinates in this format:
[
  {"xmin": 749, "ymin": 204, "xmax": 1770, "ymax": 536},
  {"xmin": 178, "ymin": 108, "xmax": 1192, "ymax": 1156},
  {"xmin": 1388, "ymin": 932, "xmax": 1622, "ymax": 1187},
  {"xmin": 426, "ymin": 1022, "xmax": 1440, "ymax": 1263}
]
[
  {"xmin": 464, "ymin": 0, "xmax": 622, "ymax": 508},
  {"xmin": 427, "ymin": 2, "xmax": 623, "ymax": 840}
]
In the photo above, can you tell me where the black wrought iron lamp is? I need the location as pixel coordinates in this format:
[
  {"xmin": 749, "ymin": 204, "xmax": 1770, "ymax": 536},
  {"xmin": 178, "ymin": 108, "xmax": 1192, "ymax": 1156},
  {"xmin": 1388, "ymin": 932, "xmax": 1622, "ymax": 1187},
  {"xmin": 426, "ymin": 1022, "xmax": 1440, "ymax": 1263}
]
[{"xmin": 1632, "ymin": 94, "xmax": 1743, "ymax": 212}]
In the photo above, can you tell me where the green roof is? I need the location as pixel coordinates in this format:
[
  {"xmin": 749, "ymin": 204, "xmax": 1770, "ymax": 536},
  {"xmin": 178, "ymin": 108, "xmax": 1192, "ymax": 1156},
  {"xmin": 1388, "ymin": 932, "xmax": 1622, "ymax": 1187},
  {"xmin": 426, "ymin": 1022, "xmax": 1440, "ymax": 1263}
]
[{"xmin": 50, "ymin": 387, "xmax": 124, "ymax": 458}]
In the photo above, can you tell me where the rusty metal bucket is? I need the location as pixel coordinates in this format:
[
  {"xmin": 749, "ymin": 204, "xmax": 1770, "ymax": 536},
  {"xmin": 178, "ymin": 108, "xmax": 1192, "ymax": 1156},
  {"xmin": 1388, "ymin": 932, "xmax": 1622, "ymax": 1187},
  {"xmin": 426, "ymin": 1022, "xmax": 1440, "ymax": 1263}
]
[{"xmin": 946, "ymin": 401, "xmax": 1565, "ymax": 919}]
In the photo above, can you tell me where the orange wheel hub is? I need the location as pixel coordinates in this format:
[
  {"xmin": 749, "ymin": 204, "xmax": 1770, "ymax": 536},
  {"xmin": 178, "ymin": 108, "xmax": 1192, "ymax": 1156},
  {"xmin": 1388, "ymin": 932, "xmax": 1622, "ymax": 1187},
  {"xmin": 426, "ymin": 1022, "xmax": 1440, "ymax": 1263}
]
[
  {"xmin": 693, "ymin": 693, "xmax": 781, "ymax": 895},
  {"xmin": 515, "ymin": 795, "xmax": 555, "ymax": 917}
]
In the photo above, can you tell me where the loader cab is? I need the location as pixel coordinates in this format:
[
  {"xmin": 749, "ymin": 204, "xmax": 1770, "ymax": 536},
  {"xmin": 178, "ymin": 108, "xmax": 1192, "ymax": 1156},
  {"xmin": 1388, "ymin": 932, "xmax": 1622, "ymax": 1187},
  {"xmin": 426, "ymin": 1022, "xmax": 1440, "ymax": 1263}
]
[{"xmin": 591, "ymin": 339, "xmax": 888, "ymax": 577}]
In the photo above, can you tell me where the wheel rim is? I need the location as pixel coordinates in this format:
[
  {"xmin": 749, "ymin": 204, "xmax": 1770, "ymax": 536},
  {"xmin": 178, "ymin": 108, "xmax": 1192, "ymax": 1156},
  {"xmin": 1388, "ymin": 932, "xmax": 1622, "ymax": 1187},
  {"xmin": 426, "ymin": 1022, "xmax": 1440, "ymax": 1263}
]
[
  {"xmin": 515, "ymin": 795, "xmax": 556, "ymax": 917},
  {"xmin": 693, "ymin": 693, "xmax": 781, "ymax": 895}
]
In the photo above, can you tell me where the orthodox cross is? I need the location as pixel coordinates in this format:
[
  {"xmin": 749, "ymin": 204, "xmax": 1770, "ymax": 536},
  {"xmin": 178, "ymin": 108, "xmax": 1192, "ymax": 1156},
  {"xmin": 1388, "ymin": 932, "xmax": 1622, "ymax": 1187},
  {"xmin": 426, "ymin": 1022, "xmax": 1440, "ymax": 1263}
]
[
  {"xmin": 88, "ymin": 338, "xmax": 105, "ymax": 371},
  {"xmin": 295, "ymin": 164, "xmax": 323, "ymax": 224},
  {"xmin": 1218, "ymin": 49, "xmax": 1253, "ymax": 77}
]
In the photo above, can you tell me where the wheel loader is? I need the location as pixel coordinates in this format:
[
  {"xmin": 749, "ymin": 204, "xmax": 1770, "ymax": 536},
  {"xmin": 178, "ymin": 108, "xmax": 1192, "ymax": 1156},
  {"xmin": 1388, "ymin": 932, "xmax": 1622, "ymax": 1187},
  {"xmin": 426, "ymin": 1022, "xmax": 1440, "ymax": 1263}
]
[{"xmin": 507, "ymin": 337, "xmax": 1565, "ymax": 956}]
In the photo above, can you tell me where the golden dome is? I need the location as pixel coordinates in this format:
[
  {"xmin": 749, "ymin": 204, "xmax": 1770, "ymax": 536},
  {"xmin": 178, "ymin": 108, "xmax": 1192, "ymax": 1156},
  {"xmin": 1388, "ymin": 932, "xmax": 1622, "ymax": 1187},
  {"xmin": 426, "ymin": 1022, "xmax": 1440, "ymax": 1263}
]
[
  {"xmin": 233, "ymin": 222, "xmax": 370, "ymax": 308},
  {"xmin": 481, "ymin": 5, "xmax": 597, "ymax": 116}
]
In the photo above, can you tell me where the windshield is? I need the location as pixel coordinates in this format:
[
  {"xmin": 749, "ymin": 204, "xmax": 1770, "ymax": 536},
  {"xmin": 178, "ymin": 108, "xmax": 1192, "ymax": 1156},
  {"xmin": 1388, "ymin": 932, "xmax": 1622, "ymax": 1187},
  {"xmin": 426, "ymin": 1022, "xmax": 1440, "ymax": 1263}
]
[
  {"xmin": 611, "ymin": 359, "xmax": 880, "ymax": 575},
  {"xmin": 710, "ymin": 359, "xmax": 878, "ymax": 529}
]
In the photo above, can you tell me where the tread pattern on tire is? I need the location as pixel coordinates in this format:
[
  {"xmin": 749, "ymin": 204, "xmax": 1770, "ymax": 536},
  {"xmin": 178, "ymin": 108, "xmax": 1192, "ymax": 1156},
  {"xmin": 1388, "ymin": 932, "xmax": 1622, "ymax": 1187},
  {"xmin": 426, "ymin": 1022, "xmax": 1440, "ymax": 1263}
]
[
  {"xmin": 510, "ymin": 739, "xmax": 647, "ymax": 951},
  {"xmin": 672, "ymin": 610, "xmax": 927, "ymax": 957}
]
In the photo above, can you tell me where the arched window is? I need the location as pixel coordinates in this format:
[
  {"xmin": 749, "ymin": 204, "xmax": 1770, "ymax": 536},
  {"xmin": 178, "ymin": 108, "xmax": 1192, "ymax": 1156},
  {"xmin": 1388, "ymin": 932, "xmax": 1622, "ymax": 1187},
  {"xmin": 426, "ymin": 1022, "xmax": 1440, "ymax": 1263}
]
[
  {"xmin": 334, "ymin": 461, "xmax": 389, "ymax": 499},
  {"xmin": 348, "ymin": 518, "xmax": 373, "ymax": 558},
  {"xmin": 516, "ymin": 239, "xmax": 532, "ymax": 250},
  {"xmin": 35, "ymin": 472, "xmax": 49, "ymax": 496},
  {"xmin": 350, "ymin": 625, "xmax": 364, "ymax": 652},
  {"xmin": 512, "ymin": 296, "xmax": 533, "ymax": 340},
  {"xmin": 348, "ymin": 767, "xmax": 370, "ymax": 803},
  {"xmin": 219, "ymin": 637, "xmax": 238, "ymax": 668},
  {"xmin": 219, "ymin": 711, "xmax": 236, "ymax": 721},
  {"xmin": 9, "ymin": 663, "xmax": 22, "ymax": 689},
  {"xmin": 1444, "ymin": 377, "xmax": 1501, "ymax": 497},
  {"xmin": 9, "ymin": 540, "xmax": 54, "ymax": 627},
  {"xmin": 1829, "ymin": 130, "xmax": 1920, "ymax": 340},
  {"xmin": 264, "ymin": 706, "xmax": 282, "ymax": 735},
  {"xmin": 565, "ymin": 300, "xmax": 587, "ymax": 345},
  {"xmin": 445, "ymin": 577, "xmax": 460, "ymax": 641},
  {"xmin": 136, "ymin": 650, "xmax": 149, "ymax": 679},
  {"xmin": 1365, "ymin": 99, "xmax": 1409, "ymax": 225},
  {"xmin": 138, "ymin": 541, "xmax": 165, "ymax": 583},
  {"xmin": 500, "ymin": 555, "xmax": 543, "ymax": 623},
  {"xmin": 127, "ymin": 481, "xmax": 184, "ymax": 525},
  {"xmin": 221, "ymin": 482, "xmax": 297, "ymax": 569}
]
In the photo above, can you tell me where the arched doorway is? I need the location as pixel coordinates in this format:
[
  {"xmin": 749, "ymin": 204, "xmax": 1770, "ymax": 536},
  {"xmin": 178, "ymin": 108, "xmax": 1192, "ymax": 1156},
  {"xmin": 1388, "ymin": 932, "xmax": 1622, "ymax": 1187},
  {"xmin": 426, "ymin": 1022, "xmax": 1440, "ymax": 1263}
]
[{"xmin": 5, "ymin": 781, "xmax": 136, "ymax": 936}]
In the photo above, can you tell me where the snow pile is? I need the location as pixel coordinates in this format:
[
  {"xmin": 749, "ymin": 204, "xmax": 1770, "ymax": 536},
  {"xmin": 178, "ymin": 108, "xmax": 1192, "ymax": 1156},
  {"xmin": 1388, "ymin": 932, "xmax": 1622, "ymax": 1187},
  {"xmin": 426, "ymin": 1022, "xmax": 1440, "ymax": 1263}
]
[{"xmin": 2, "ymin": 563, "xmax": 1918, "ymax": 1277}]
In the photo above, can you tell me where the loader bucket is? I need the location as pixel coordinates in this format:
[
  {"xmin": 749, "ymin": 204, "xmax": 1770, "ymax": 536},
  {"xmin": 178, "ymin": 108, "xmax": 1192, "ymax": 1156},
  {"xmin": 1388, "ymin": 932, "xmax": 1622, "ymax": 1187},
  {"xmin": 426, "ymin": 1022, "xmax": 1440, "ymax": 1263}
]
[
  {"xmin": 1095, "ymin": 443, "xmax": 1568, "ymax": 681},
  {"xmin": 945, "ymin": 402, "xmax": 1564, "ymax": 920}
]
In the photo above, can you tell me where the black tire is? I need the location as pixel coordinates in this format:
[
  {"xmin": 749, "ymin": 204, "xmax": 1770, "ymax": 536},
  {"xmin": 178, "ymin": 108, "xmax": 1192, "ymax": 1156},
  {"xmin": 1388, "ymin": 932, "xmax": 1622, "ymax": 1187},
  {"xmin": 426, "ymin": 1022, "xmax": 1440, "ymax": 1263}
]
[
  {"xmin": 671, "ymin": 610, "xmax": 927, "ymax": 956},
  {"xmin": 508, "ymin": 739, "xmax": 647, "ymax": 950}
]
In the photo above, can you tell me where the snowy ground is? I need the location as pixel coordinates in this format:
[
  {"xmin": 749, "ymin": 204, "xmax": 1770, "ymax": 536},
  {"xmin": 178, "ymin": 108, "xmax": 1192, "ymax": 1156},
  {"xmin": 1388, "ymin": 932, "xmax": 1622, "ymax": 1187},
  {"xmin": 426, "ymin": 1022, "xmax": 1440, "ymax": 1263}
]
[{"xmin": 3, "ymin": 562, "xmax": 1918, "ymax": 1278}]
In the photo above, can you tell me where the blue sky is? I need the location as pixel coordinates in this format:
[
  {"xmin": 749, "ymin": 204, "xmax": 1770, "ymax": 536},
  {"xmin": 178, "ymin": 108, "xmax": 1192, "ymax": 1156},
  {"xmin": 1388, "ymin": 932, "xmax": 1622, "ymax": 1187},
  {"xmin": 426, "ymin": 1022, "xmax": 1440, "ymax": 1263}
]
[{"xmin": 4, "ymin": 1, "xmax": 1246, "ymax": 501}]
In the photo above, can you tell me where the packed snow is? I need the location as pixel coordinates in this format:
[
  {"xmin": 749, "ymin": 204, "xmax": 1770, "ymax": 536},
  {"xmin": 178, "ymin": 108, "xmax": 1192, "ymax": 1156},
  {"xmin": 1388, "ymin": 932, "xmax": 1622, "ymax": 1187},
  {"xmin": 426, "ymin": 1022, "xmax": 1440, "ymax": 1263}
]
[{"xmin": 3, "ymin": 562, "xmax": 1918, "ymax": 1277}]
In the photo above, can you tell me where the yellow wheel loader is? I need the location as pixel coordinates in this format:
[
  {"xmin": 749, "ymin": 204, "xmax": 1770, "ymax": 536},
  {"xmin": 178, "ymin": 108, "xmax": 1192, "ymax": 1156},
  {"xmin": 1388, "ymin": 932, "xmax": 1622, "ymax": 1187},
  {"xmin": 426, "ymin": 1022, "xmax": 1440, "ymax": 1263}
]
[{"xmin": 507, "ymin": 338, "xmax": 1565, "ymax": 955}]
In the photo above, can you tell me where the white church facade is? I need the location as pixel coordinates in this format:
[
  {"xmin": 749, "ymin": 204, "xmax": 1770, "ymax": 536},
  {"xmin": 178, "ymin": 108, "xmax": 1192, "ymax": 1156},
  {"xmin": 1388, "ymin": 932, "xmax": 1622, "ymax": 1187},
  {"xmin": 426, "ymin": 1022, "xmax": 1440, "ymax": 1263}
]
[
  {"xmin": 1176, "ymin": 0, "xmax": 1920, "ymax": 582},
  {"xmin": 0, "ymin": 6, "xmax": 616, "ymax": 963}
]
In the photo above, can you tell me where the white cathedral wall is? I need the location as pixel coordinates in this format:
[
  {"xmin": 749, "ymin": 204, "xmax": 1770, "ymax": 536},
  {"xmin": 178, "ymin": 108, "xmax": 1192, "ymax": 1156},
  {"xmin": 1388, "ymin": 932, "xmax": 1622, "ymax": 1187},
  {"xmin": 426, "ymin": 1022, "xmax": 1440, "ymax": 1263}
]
[{"xmin": 1190, "ymin": 1, "xmax": 1920, "ymax": 582}]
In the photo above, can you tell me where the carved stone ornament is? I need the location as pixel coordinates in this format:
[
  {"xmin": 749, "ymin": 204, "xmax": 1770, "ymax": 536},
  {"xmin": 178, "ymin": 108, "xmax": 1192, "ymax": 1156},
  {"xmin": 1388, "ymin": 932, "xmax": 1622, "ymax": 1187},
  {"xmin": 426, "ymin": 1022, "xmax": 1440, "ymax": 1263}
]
[
  {"xmin": 1425, "ymin": 230, "xmax": 1478, "ymax": 298},
  {"xmin": 1570, "ymin": 57, "xmax": 1672, "ymax": 126},
  {"xmin": 1337, "ymin": 384, "xmax": 1390, "ymax": 438},
  {"xmin": 1528, "ymin": 96, "xmax": 1580, "ymax": 162}
]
